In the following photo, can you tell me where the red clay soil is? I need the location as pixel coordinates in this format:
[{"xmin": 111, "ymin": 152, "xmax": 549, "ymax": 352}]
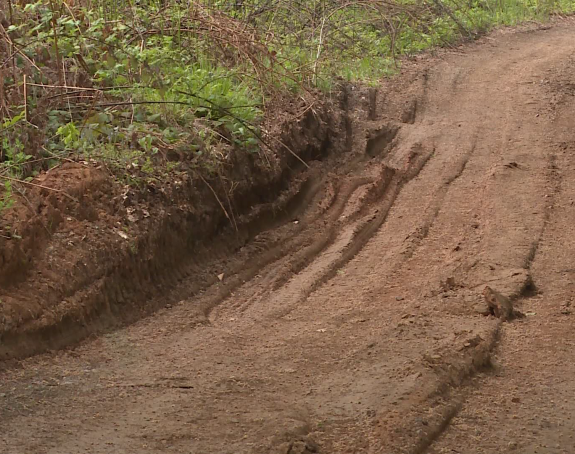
[
  {"xmin": 1, "ymin": 18, "xmax": 575, "ymax": 454},
  {"xmin": 0, "ymin": 95, "xmax": 347, "ymax": 360}
]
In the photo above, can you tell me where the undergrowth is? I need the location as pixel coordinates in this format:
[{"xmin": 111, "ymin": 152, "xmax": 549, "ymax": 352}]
[{"xmin": 0, "ymin": 0, "xmax": 573, "ymax": 213}]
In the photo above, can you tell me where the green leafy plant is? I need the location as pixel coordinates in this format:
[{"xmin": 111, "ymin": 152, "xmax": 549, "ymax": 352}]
[
  {"xmin": 0, "ymin": 181, "xmax": 15, "ymax": 216},
  {"xmin": 1, "ymin": 0, "xmax": 572, "ymax": 189}
]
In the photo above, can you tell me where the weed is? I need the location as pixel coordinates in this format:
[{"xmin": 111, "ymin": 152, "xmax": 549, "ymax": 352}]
[{"xmin": 0, "ymin": 181, "xmax": 14, "ymax": 216}]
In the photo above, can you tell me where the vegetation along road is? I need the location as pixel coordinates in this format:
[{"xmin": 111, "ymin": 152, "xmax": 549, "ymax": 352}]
[{"xmin": 1, "ymin": 1, "xmax": 575, "ymax": 453}]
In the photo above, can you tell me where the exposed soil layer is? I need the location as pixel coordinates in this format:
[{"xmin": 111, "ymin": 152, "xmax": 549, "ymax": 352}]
[
  {"xmin": 0, "ymin": 96, "xmax": 348, "ymax": 360},
  {"xmin": 1, "ymin": 18, "xmax": 575, "ymax": 454}
]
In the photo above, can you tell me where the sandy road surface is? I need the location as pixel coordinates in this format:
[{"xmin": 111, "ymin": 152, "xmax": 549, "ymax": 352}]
[{"xmin": 1, "ymin": 20, "xmax": 575, "ymax": 454}]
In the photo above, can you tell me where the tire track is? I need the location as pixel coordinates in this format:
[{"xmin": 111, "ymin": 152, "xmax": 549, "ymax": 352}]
[{"xmin": 395, "ymin": 135, "xmax": 478, "ymax": 268}]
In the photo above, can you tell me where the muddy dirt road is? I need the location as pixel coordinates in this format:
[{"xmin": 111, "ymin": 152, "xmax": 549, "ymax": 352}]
[{"xmin": 2, "ymin": 21, "xmax": 575, "ymax": 454}]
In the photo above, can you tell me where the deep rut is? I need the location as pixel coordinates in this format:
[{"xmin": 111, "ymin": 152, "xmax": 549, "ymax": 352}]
[{"xmin": 2, "ymin": 20, "xmax": 575, "ymax": 454}]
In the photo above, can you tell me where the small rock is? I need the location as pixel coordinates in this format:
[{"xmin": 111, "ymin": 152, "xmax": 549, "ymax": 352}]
[
  {"xmin": 511, "ymin": 397, "xmax": 521, "ymax": 403},
  {"xmin": 217, "ymin": 273, "xmax": 225, "ymax": 281},
  {"xmin": 396, "ymin": 296, "xmax": 405, "ymax": 301},
  {"xmin": 508, "ymin": 440, "xmax": 518, "ymax": 450},
  {"xmin": 443, "ymin": 277, "xmax": 456, "ymax": 290}
]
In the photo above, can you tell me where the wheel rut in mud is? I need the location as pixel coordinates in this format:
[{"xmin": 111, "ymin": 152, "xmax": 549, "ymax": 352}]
[{"xmin": 2, "ymin": 19, "xmax": 575, "ymax": 454}]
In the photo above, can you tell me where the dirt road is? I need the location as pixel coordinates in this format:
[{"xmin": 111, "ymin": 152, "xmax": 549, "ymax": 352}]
[{"xmin": 1, "ymin": 21, "xmax": 575, "ymax": 454}]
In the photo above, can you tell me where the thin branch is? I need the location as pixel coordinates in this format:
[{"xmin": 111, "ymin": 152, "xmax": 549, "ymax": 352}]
[
  {"xmin": 26, "ymin": 83, "xmax": 106, "ymax": 91},
  {"xmin": 0, "ymin": 23, "xmax": 43, "ymax": 74},
  {"xmin": 23, "ymin": 74, "xmax": 28, "ymax": 121},
  {"xmin": 0, "ymin": 175, "xmax": 79, "ymax": 202},
  {"xmin": 92, "ymin": 100, "xmax": 261, "ymax": 109},
  {"xmin": 199, "ymin": 174, "xmax": 237, "ymax": 232},
  {"xmin": 312, "ymin": 16, "xmax": 327, "ymax": 85}
]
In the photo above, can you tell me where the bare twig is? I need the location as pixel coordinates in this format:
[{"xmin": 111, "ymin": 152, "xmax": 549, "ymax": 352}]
[
  {"xmin": 218, "ymin": 173, "xmax": 238, "ymax": 233},
  {"xmin": 7, "ymin": 0, "xmax": 13, "ymax": 24},
  {"xmin": 14, "ymin": 185, "xmax": 53, "ymax": 234},
  {"xmin": 41, "ymin": 146, "xmax": 89, "ymax": 167},
  {"xmin": 199, "ymin": 174, "xmax": 237, "ymax": 232},
  {"xmin": 312, "ymin": 16, "xmax": 327, "ymax": 85},
  {"xmin": 0, "ymin": 67, "xmax": 7, "ymax": 116},
  {"xmin": 26, "ymin": 83, "xmax": 106, "ymax": 91},
  {"xmin": 92, "ymin": 100, "xmax": 261, "ymax": 109},
  {"xmin": 0, "ymin": 23, "xmax": 43, "ymax": 74},
  {"xmin": 0, "ymin": 175, "xmax": 79, "ymax": 202},
  {"xmin": 23, "ymin": 74, "xmax": 28, "ymax": 121}
]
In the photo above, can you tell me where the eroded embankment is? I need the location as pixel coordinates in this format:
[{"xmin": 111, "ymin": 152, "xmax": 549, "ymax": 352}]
[
  {"xmin": 0, "ymin": 54, "xmax": 435, "ymax": 362},
  {"xmin": 0, "ymin": 97, "xmax": 349, "ymax": 360}
]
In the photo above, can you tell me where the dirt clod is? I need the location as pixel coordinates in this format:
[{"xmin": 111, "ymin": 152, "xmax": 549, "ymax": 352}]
[{"xmin": 483, "ymin": 286, "xmax": 520, "ymax": 321}]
